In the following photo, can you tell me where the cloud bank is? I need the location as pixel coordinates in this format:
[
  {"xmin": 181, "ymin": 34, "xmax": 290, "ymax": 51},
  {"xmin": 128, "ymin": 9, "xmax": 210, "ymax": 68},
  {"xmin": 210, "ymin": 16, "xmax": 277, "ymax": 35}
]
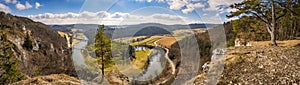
[
  {"xmin": 27, "ymin": 11, "xmax": 201, "ymax": 25},
  {"xmin": 134, "ymin": 0, "xmax": 241, "ymax": 14},
  {"xmin": 15, "ymin": 1, "xmax": 33, "ymax": 10},
  {"xmin": 4, "ymin": 0, "xmax": 17, "ymax": 4},
  {"xmin": 0, "ymin": 3, "xmax": 11, "ymax": 13},
  {"xmin": 2, "ymin": 0, "xmax": 42, "ymax": 12}
]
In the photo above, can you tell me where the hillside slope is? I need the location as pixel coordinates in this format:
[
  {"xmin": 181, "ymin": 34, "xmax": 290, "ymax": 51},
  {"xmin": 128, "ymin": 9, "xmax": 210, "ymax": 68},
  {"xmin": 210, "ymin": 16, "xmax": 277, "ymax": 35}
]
[
  {"xmin": 0, "ymin": 12, "xmax": 76, "ymax": 79},
  {"xmin": 10, "ymin": 74, "xmax": 80, "ymax": 85},
  {"xmin": 194, "ymin": 46, "xmax": 300, "ymax": 84}
]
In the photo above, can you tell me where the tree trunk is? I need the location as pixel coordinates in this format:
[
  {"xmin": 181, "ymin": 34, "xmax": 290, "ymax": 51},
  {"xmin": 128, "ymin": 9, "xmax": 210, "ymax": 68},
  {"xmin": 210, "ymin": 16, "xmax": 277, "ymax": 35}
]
[
  {"xmin": 271, "ymin": 0, "xmax": 278, "ymax": 46},
  {"xmin": 270, "ymin": 29, "xmax": 277, "ymax": 46},
  {"xmin": 101, "ymin": 53, "xmax": 105, "ymax": 81},
  {"xmin": 267, "ymin": 24, "xmax": 277, "ymax": 46}
]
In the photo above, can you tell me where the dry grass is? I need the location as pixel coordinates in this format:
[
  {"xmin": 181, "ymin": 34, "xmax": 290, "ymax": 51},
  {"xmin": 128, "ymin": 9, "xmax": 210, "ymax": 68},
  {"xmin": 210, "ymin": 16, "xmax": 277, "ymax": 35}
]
[
  {"xmin": 192, "ymin": 28, "xmax": 206, "ymax": 33},
  {"xmin": 156, "ymin": 36, "xmax": 177, "ymax": 48},
  {"xmin": 250, "ymin": 40, "xmax": 300, "ymax": 47},
  {"xmin": 172, "ymin": 28, "xmax": 206, "ymax": 41},
  {"xmin": 132, "ymin": 50, "xmax": 151, "ymax": 70},
  {"xmin": 10, "ymin": 74, "xmax": 80, "ymax": 85},
  {"xmin": 114, "ymin": 36, "xmax": 147, "ymax": 43},
  {"xmin": 130, "ymin": 36, "xmax": 163, "ymax": 46}
]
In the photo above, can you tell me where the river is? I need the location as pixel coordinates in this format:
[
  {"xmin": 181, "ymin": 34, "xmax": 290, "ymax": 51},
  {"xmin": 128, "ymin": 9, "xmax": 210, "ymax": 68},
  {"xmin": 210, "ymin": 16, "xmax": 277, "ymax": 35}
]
[
  {"xmin": 133, "ymin": 47, "xmax": 167, "ymax": 81},
  {"xmin": 72, "ymin": 35, "xmax": 88, "ymax": 66},
  {"xmin": 71, "ymin": 34, "xmax": 169, "ymax": 84}
]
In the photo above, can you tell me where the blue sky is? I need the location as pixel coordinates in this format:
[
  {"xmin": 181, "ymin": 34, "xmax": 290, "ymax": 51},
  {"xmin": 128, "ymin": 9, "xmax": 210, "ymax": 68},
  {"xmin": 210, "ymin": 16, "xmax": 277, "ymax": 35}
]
[{"xmin": 0, "ymin": 0, "xmax": 241, "ymax": 25}]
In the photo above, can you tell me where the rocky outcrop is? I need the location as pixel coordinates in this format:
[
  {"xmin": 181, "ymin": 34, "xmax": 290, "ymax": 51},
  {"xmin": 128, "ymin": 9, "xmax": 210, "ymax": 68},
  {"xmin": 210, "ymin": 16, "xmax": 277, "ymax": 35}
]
[{"xmin": 0, "ymin": 12, "xmax": 76, "ymax": 78}]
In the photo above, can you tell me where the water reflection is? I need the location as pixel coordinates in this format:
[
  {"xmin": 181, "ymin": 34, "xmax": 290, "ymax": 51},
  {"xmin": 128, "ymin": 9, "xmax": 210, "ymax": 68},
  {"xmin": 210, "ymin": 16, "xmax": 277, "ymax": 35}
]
[{"xmin": 133, "ymin": 47, "xmax": 167, "ymax": 81}]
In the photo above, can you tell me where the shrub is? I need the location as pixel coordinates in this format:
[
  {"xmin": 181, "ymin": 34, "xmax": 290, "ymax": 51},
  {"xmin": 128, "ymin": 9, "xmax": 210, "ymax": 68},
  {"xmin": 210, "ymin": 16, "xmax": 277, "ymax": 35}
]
[{"xmin": 23, "ymin": 34, "xmax": 33, "ymax": 50}]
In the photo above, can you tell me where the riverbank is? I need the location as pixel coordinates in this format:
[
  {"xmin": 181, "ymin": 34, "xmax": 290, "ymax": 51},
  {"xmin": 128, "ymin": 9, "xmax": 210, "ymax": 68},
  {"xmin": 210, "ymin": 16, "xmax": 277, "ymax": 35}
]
[
  {"xmin": 132, "ymin": 49, "xmax": 152, "ymax": 70},
  {"xmin": 139, "ymin": 38, "xmax": 178, "ymax": 85}
]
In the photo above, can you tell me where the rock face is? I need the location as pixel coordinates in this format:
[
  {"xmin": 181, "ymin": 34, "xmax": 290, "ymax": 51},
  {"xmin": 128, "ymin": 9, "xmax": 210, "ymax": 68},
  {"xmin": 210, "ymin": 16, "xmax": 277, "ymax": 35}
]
[{"xmin": 0, "ymin": 12, "xmax": 76, "ymax": 78}]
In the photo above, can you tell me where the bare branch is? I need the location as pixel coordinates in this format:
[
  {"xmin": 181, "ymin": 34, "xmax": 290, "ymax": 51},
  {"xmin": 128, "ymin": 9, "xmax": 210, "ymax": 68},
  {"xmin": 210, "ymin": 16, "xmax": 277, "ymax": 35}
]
[
  {"xmin": 250, "ymin": 11, "xmax": 269, "ymax": 24},
  {"xmin": 276, "ymin": 12, "xmax": 287, "ymax": 20}
]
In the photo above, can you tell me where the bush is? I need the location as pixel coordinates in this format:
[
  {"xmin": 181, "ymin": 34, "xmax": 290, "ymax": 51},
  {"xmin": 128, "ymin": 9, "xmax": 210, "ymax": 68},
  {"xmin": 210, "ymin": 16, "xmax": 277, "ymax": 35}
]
[{"xmin": 23, "ymin": 34, "xmax": 33, "ymax": 50}]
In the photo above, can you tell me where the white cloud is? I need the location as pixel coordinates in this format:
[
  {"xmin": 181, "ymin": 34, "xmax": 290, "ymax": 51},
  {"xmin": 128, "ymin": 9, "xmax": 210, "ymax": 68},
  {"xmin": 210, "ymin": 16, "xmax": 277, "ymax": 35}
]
[
  {"xmin": 151, "ymin": 13, "xmax": 185, "ymax": 21},
  {"xmin": 133, "ymin": 0, "xmax": 241, "ymax": 14},
  {"xmin": 157, "ymin": 0, "xmax": 165, "ymax": 2},
  {"xmin": 25, "ymin": 1, "xmax": 33, "ymax": 9},
  {"xmin": 135, "ymin": 0, "xmax": 172, "ymax": 2},
  {"xmin": 167, "ymin": 0, "xmax": 241, "ymax": 14},
  {"xmin": 0, "ymin": 3, "xmax": 11, "ymax": 13},
  {"xmin": 201, "ymin": 13, "xmax": 222, "ymax": 24},
  {"xmin": 15, "ymin": 1, "xmax": 33, "ymax": 10},
  {"xmin": 16, "ymin": 3, "xmax": 26, "ymax": 10},
  {"xmin": 182, "ymin": 7, "xmax": 194, "ymax": 14},
  {"xmin": 4, "ymin": 0, "xmax": 17, "ymax": 4},
  {"xmin": 168, "ymin": 0, "xmax": 187, "ymax": 10},
  {"xmin": 35, "ymin": 2, "xmax": 41, "ymax": 9},
  {"xmin": 159, "ymin": 0, "xmax": 205, "ymax": 14},
  {"xmin": 200, "ymin": 13, "xmax": 235, "ymax": 23},
  {"xmin": 182, "ymin": 3, "xmax": 205, "ymax": 14},
  {"xmin": 205, "ymin": 0, "xmax": 242, "ymax": 12},
  {"xmin": 27, "ymin": 11, "xmax": 200, "ymax": 25}
]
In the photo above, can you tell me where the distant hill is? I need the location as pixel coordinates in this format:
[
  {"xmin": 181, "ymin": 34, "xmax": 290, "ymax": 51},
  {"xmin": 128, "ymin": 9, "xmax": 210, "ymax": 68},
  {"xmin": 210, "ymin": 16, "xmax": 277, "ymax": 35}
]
[
  {"xmin": 50, "ymin": 23, "xmax": 220, "ymax": 44},
  {"xmin": 0, "ymin": 12, "xmax": 76, "ymax": 80},
  {"xmin": 49, "ymin": 23, "xmax": 220, "ymax": 31}
]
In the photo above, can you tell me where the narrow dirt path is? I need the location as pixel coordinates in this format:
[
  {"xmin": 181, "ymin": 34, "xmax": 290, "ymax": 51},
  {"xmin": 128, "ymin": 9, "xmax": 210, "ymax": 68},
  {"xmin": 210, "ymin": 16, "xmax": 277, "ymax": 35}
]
[{"xmin": 154, "ymin": 40, "xmax": 176, "ymax": 75}]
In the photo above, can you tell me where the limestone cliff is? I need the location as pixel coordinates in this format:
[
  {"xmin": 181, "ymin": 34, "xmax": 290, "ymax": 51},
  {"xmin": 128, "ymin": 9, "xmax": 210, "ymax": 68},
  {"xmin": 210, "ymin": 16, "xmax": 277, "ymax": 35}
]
[{"xmin": 0, "ymin": 12, "xmax": 76, "ymax": 78}]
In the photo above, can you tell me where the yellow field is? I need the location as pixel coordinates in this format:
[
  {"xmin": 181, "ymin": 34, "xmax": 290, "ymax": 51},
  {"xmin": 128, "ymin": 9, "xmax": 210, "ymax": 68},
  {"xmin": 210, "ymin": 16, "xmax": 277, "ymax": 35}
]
[
  {"xmin": 250, "ymin": 40, "xmax": 300, "ymax": 47},
  {"xmin": 130, "ymin": 36, "xmax": 163, "ymax": 46},
  {"xmin": 132, "ymin": 50, "xmax": 151, "ymax": 70},
  {"xmin": 114, "ymin": 36, "xmax": 147, "ymax": 43},
  {"xmin": 156, "ymin": 36, "xmax": 177, "ymax": 48}
]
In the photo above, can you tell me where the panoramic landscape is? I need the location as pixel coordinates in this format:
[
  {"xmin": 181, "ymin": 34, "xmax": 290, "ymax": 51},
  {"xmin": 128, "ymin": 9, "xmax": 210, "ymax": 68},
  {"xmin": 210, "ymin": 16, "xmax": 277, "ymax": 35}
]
[{"xmin": 0, "ymin": 0, "xmax": 300, "ymax": 85}]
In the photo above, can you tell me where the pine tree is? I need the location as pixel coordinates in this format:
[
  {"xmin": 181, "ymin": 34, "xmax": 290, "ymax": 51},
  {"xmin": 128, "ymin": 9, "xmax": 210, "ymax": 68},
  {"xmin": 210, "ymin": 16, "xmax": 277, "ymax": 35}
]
[
  {"xmin": 227, "ymin": 0, "xmax": 289, "ymax": 46},
  {"xmin": 94, "ymin": 25, "xmax": 112, "ymax": 82},
  {"xmin": 0, "ymin": 34, "xmax": 25, "ymax": 84}
]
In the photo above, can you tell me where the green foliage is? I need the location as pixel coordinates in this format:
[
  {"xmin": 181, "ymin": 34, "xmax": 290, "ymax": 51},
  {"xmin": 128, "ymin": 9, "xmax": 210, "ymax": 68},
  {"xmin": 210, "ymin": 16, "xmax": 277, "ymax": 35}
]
[
  {"xmin": 33, "ymin": 66, "xmax": 40, "ymax": 77},
  {"xmin": 23, "ymin": 33, "xmax": 33, "ymax": 50},
  {"xmin": 1, "ymin": 33, "xmax": 7, "ymax": 41},
  {"xmin": 227, "ymin": 0, "xmax": 287, "ymax": 20},
  {"xmin": 227, "ymin": 0, "xmax": 300, "ymax": 44},
  {"xmin": 0, "ymin": 34, "xmax": 26, "ymax": 84},
  {"xmin": 94, "ymin": 25, "xmax": 112, "ymax": 71},
  {"xmin": 227, "ymin": 35, "xmax": 237, "ymax": 47}
]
